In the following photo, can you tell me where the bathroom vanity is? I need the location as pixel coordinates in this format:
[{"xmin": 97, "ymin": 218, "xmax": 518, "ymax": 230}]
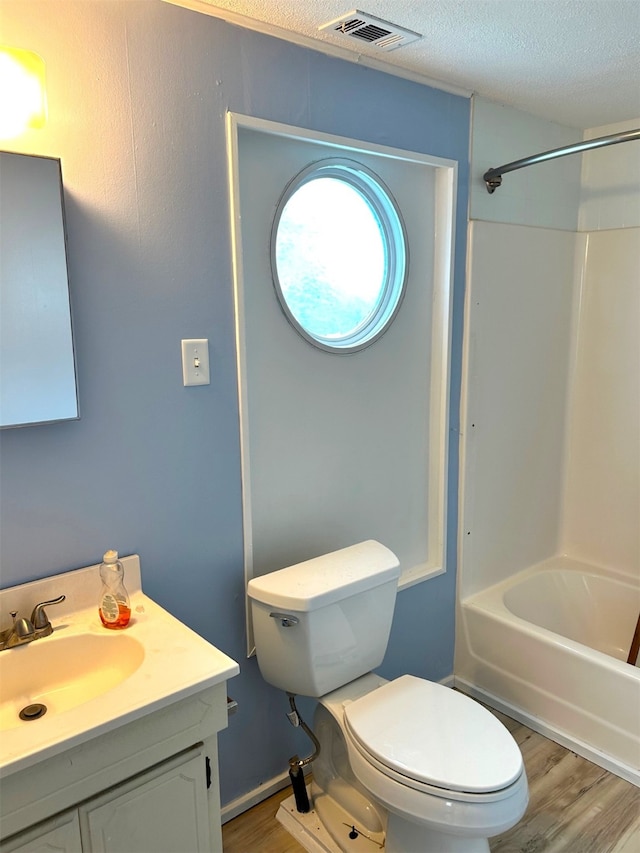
[{"xmin": 0, "ymin": 556, "xmax": 239, "ymax": 852}]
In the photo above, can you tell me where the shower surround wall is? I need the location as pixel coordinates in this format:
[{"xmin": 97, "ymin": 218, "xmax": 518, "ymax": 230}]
[
  {"xmin": 456, "ymin": 100, "xmax": 640, "ymax": 779},
  {"xmin": 460, "ymin": 103, "xmax": 639, "ymax": 593},
  {"xmin": 459, "ymin": 98, "xmax": 583, "ymax": 597},
  {"xmin": 563, "ymin": 118, "xmax": 640, "ymax": 577}
]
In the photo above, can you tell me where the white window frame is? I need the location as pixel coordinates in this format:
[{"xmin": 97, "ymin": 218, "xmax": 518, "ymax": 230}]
[{"xmin": 271, "ymin": 157, "xmax": 409, "ymax": 353}]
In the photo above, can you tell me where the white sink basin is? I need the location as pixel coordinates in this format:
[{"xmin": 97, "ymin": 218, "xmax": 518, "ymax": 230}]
[
  {"xmin": 0, "ymin": 633, "xmax": 145, "ymax": 731},
  {"xmin": 0, "ymin": 555, "xmax": 239, "ymax": 777}
]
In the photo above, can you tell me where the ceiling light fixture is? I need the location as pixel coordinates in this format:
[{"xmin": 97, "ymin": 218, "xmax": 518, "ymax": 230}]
[{"xmin": 0, "ymin": 46, "xmax": 47, "ymax": 139}]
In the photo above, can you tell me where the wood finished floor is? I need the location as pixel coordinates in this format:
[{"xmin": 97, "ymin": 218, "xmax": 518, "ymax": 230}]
[{"xmin": 222, "ymin": 711, "xmax": 640, "ymax": 852}]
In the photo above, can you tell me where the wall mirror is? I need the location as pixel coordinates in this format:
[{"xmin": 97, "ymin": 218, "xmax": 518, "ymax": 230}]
[{"xmin": 0, "ymin": 151, "xmax": 79, "ymax": 428}]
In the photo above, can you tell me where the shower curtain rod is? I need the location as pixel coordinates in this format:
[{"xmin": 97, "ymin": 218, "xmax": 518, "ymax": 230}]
[{"xmin": 483, "ymin": 127, "xmax": 640, "ymax": 193}]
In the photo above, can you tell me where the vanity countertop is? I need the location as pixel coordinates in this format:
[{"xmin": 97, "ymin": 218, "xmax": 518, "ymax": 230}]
[{"xmin": 0, "ymin": 555, "xmax": 239, "ymax": 777}]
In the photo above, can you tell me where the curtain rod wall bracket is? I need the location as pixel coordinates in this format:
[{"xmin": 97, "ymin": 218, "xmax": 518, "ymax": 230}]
[{"xmin": 483, "ymin": 127, "xmax": 640, "ymax": 194}]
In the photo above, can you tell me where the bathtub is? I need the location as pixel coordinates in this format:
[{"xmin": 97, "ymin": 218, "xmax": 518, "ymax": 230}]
[{"xmin": 454, "ymin": 556, "xmax": 640, "ymax": 786}]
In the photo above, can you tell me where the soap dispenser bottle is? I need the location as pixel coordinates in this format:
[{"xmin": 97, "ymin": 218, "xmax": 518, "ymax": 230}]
[{"xmin": 99, "ymin": 550, "xmax": 131, "ymax": 629}]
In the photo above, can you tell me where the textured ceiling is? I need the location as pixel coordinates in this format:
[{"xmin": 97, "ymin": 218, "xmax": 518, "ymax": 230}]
[{"xmin": 170, "ymin": 0, "xmax": 640, "ymax": 129}]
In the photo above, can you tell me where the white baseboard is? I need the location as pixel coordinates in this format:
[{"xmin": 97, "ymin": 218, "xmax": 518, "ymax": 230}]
[{"xmin": 221, "ymin": 768, "xmax": 307, "ymax": 823}]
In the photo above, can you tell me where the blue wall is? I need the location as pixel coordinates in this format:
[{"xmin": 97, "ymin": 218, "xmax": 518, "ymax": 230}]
[{"xmin": 0, "ymin": 0, "xmax": 469, "ymax": 805}]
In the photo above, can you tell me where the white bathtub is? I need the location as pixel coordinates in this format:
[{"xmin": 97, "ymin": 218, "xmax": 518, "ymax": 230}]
[{"xmin": 455, "ymin": 556, "xmax": 640, "ymax": 786}]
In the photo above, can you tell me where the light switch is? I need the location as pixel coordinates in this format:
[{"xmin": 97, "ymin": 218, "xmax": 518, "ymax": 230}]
[{"xmin": 181, "ymin": 339, "xmax": 210, "ymax": 386}]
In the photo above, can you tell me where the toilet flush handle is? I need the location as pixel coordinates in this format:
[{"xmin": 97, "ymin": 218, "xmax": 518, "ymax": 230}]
[{"xmin": 269, "ymin": 612, "xmax": 299, "ymax": 628}]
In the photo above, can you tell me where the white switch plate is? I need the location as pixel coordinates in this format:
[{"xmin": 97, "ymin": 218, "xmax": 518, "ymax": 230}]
[{"xmin": 181, "ymin": 339, "xmax": 210, "ymax": 386}]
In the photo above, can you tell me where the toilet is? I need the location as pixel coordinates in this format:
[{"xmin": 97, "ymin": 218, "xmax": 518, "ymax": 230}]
[{"xmin": 247, "ymin": 541, "xmax": 528, "ymax": 853}]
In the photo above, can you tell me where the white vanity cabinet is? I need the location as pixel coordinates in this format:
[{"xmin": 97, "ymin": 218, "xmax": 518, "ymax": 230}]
[
  {"xmin": 1, "ymin": 810, "xmax": 82, "ymax": 853},
  {"xmin": 0, "ymin": 686, "xmax": 228, "ymax": 853},
  {"xmin": 80, "ymin": 746, "xmax": 210, "ymax": 853},
  {"xmin": 2, "ymin": 745, "xmax": 211, "ymax": 853}
]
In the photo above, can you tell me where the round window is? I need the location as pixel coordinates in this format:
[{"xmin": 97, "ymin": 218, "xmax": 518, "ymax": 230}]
[{"xmin": 271, "ymin": 159, "xmax": 408, "ymax": 352}]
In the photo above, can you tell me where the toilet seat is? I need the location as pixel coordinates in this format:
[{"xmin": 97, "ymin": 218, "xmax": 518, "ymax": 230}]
[{"xmin": 343, "ymin": 675, "xmax": 524, "ymax": 798}]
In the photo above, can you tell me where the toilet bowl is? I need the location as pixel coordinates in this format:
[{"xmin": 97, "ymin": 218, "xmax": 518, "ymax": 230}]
[
  {"xmin": 311, "ymin": 672, "xmax": 528, "ymax": 852},
  {"xmin": 247, "ymin": 541, "xmax": 529, "ymax": 852}
]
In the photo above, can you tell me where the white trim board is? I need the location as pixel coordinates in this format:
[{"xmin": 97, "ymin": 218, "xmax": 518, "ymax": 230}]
[
  {"xmin": 227, "ymin": 113, "xmax": 458, "ymax": 654},
  {"xmin": 221, "ymin": 768, "xmax": 304, "ymax": 824}
]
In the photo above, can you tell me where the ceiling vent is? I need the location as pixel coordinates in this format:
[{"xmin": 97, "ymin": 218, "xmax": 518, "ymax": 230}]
[{"xmin": 319, "ymin": 10, "xmax": 422, "ymax": 52}]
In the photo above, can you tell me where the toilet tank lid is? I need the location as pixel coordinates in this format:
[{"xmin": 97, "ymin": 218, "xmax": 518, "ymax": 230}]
[{"xmin": 247, "ymin": 541, "xmax": 400, "ymax": 611}]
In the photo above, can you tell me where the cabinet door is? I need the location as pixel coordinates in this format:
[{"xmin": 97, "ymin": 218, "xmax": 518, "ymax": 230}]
[
  {"xmin": 0, "ymin": 810, "xmax": 82, "ymax": 853},
  {"xmin": 80, "ymin": 747, "xmax": 210, "ymax": 853}
]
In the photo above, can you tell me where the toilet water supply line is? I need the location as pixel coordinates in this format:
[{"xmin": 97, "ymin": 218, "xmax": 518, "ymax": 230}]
[
  {"xmin": 285, "ymin": 693, "xmax": 385, "ymax": 848},
  {"xmin": 286, "ymin": 693, "xmax": 321, "ymax": 814}
]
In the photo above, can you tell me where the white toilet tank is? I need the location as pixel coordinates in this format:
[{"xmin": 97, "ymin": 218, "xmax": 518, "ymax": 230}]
[{"xmin": 247, "ymin": 541, "xmax": 400, "ymax": 697}]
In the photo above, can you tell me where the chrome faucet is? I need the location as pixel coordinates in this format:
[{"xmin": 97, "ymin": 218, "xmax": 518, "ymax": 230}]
[{"xmin": 0, "ymin": 595, "xmax": 66, "ymax": 651}]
